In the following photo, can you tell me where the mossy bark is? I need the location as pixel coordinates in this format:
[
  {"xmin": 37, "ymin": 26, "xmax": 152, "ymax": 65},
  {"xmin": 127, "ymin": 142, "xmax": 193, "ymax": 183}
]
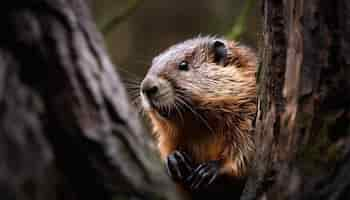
[{"xmin": 241, "ymin": 0, "xmax": 350, "ymax": 199}]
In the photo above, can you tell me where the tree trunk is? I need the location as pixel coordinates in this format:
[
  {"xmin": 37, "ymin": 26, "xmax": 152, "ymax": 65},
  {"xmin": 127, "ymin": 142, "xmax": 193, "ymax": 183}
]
[
  {"xmin": 0, "ymin": 1, "xmax": 179, "ymax": 200},
  {"xmin": 241, "ymin": 0, "xmax": 350, "ymax": 199}
]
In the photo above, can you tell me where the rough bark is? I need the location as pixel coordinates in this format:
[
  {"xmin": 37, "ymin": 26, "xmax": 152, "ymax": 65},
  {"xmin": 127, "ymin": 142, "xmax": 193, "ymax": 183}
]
[
  {"xmin": 0, "ymin": 1, "xmax": 179, "ymax": 200},
  {"xmin": 241, "ymin": 0, "xmax": 350, "ymax": 199}
]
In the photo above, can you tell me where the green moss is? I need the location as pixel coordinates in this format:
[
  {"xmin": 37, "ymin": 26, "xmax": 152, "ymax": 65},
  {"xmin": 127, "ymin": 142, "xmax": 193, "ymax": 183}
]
[{"xmin": 296, "ymin": 111, "xmax": 343, "ymax": 177}]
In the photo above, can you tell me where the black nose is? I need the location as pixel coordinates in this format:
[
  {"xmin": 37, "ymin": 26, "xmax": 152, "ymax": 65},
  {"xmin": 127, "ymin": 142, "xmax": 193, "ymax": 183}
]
[{"xmin": 141, "ymin": 80, "xmax": 159, "ymax": 97}]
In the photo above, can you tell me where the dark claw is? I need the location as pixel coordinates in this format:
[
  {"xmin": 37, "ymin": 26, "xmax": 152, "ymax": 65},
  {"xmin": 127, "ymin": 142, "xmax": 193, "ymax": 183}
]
[
  {"xmin": 165, "ymin": 151, "xmax": 194, "ymax": 182},
  {"xmin": 186, "ymin": 160, "xmax": 221, "ymax": 190}
]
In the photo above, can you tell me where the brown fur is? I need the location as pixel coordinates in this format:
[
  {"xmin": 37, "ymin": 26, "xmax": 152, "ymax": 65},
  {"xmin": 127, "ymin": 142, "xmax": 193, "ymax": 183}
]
[{"xmin": 144, "ymin": 36, "xmax": 257, "ymax": 179}]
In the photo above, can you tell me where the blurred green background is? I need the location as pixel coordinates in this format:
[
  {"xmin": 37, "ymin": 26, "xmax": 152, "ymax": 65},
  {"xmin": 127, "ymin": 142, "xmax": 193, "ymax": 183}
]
[{"xmin": 91, "ymin": 0, "xmax": 260, "ymax": 78}]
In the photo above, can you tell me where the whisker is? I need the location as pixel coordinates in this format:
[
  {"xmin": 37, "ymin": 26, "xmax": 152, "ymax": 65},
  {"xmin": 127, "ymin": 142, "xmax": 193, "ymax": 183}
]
[
  {"xmin": 174, "ymin": 96, "xmax": 185, "ymax": 126},
  {"xmin": 122, "ymin": 79, "xmax": 142, "ymax": 86},
  {"xmin": 124, "ymin": 86, "xmax": 141, "ymax": 91},
  {"xmin": 127, "ymin": 89, "xmax": 140, "ymax": 94},
  {"xmin": 175, "ymin": 93, "xmax": 215, "ymax": 135},
  {"xmin": 129, "ymin": 91, "xmax": 141, "ymax": 100},
  {"xmin": 124, "ymin": 87, "xmax": 140, "ymax": 92},
  {"xmin": 116, "ymin": 67, "xmax": 142, "ymax": 81},
  {"xmin": 129, "ymin": 95, "xmax": 141, "ymax": 102},
  {"xmin": 126, "ymin": 89, "xmax": 141, "ymax": 96}
]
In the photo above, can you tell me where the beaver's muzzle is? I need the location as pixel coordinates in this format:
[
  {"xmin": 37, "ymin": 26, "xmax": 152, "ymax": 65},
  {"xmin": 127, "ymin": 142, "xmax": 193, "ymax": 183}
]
[{"xmin": 140, "ymin": 76, "xmax": 175, "ymax": 114}]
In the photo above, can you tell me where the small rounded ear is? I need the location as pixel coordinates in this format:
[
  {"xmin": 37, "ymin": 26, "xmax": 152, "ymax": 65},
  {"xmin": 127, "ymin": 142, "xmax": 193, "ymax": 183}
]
[{"xmin": 212, "ymin": 40, "xmax": 227, "ymax": 66}]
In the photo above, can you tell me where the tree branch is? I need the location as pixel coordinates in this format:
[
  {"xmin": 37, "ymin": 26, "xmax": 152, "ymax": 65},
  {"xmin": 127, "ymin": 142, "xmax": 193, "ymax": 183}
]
[
  {"xmin": 97, "ymin": 0, "xmax": 144, "ymax": 35},
  {"xmin": 226, "ymin": 0, "xmax": 255, "ymax": 40}
]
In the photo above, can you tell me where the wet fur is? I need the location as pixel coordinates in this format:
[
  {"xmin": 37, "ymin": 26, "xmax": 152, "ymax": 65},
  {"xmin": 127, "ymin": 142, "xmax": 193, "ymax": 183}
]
[{"xmin": 145, "ymin": 36, "xmax": 257, "ymax": 195}]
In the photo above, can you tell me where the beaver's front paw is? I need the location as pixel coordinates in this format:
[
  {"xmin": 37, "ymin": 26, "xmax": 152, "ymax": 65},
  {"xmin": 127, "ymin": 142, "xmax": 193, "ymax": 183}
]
[
  {"xmin": 166, "ymin": 151, "xmax": 194, "ymax": 182},
  {"xmin": 186, "ymin": 160, "xmax": 221, "ymax": 190}
]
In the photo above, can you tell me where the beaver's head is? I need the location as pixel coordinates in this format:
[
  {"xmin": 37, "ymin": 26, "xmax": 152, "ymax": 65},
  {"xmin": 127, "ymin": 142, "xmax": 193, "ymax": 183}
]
[{"xmin": 140, "ymin": 36, "xmax": 256, "ymax": 122}]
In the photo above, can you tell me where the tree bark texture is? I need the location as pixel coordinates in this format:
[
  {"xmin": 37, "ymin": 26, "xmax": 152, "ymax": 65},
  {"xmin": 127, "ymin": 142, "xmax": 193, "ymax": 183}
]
[
  {"xmin": 241, "ymin": 0, "xmax": 350, "ymax": 199},
  {"xmin": 0, "ymin": 1, "xmax": 179, "ymax": 200}
]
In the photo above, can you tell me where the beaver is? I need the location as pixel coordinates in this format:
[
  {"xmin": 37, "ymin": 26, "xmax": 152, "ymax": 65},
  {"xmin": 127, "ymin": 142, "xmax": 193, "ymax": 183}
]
[{"xmin": 139, "ymin": 36, "xmax": 257, "ymax": 198}]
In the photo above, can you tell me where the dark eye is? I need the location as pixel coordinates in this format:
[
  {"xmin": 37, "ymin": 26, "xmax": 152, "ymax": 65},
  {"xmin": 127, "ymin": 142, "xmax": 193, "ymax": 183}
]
[{"xmin": 178, "ymin": 61, "xmax": 189, "ymax": 71}]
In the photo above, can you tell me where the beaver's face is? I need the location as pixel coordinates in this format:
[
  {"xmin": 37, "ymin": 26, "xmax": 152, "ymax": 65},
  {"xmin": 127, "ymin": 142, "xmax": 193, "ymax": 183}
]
[{"xmin": 140, "ymin": 37, "xmax": 251, "ymax": 119}]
